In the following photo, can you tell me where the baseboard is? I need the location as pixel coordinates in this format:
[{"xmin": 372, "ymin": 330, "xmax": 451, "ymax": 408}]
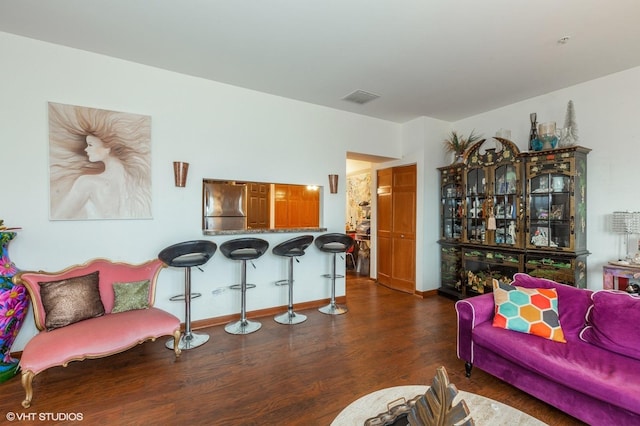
[{"xmin": 189, "ymin": 296, "xmax": 346, "ymax": 330}]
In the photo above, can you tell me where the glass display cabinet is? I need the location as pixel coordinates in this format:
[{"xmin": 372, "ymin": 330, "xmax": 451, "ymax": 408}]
[
  {"xmin": 463, "ymin": 137, "xmax": 523, "ymax": 248},
  {"xmin": 439, "ymin": 164, "xmax": 464, "ymax": 241},
  {"xmin": 522, "ymin": 146, "xmax": 591, "ymax": 288},
  {"xmin": 524, "ymin": 146, "xmax": 590, "ymax": 253},
  {"xmin": 437, "ymin": 141, "xmax": 590, "ymax": 298},
  {"xmin": 437, "ymin": 164, "xmax": 464, "ymax": 297}
]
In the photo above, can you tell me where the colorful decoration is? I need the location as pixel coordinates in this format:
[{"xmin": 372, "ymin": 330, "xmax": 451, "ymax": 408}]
[{"xmin": 0, "ymin": 228, "xmax": 29, "ymax": 383}]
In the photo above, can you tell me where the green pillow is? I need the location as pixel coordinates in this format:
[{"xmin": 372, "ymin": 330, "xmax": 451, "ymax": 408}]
[{"xmin": 111, "ymin": 280, "xmax": 150, "ymax": 313}]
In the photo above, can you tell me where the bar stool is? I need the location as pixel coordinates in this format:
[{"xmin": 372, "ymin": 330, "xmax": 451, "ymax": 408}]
[
  {"xmin": 272, "ymin": 235, "xmax": 314, "ymax": 325},
  {"xmin": 158, "ymin": 240, "xmax": 217, "ymax": 350},
  {"xmin": 220, "ymin": 237, "xmax": 269, "ymax": 334},
  {"xmin": 315, "ymin": 233, "xmax": 354, "ymax": 315}
]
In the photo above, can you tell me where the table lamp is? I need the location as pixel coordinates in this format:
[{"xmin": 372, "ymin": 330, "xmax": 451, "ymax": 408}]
[{"xmin": 611, "ymin": 211, "xmax": 640, "ymax": 261}]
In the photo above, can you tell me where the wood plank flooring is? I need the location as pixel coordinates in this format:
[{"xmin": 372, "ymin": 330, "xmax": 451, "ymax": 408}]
[{"xmin": 0, "ymin": 275, "xmax": 584, "ymax": 425}]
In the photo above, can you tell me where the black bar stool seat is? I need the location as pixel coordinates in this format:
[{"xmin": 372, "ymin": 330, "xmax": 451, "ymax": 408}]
[
  {"xmin": 220, "ymin": 237, "xmax": 269, "ymax": 334},
  {"xmin": 315, "ymin": 233, "xmax": 354, "ymax": 315},
  {"xmin": 272, "ymin": 235, "xmax": 314, "ymax": 325},
  {"xmin": 158, "ymin": 240, "xmax": 217, "ymax": 350}
]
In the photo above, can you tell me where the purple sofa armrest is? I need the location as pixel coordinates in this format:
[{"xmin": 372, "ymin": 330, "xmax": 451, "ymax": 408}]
[{"xmin": 455, "ymin": 293, "xmax": 494, "ymax": 365}]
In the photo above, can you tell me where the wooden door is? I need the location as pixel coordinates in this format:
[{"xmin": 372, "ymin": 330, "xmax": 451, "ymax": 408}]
[
  {"xmin": 247, "ymin": 182, "xmax": 270, "ymax": 229},
  {"xmin": 377, "ymin": 165, "xmax": 416, "ymax": 293},
  {"xmin": 391, "ymin": 165, "xmax": 416, "ymax": 293}
]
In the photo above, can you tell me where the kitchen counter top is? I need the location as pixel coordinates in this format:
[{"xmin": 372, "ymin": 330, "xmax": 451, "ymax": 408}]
[{"xmin": 203, "ymin": 227, "xmax": 327, "ymax": 236}]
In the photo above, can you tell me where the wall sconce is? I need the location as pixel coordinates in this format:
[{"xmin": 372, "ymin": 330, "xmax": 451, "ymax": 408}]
[
  {"xmin": 328, "ymin": 174, "xmax": 339, "ymax": 194},
  {"xmin": 173, "ymin": 161, "xmax": 189, "ymax": 187}
]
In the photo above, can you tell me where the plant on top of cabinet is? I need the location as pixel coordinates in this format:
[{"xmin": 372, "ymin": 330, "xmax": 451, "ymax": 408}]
[{"xmin": 443, "ymin": 130, "xmax": 482, "ymax": 164}]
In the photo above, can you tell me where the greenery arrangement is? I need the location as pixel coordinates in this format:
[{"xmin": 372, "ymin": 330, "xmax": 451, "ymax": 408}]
[{"xmin": 442, "ymin": 130, "xmax": 482, "ymax": 155}]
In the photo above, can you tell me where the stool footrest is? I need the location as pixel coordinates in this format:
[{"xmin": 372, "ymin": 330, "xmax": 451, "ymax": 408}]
[
  {"xmin": 169, "ymin": 292, "xmax": 202, "ymax": 302},
  {"xmin": 321, "ymin": 273, "xmax": 345, "ymax": 279},
  {"xmin": 275, "ymin": 279, "xmax": 291, "ymax": 286},
  {"xmin": 229, "ymin": 283, "xmax": 256, "ymax": 290}
]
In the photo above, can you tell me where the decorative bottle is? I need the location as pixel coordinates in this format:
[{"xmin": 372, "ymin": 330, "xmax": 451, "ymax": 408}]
[{"xmin": 529, "ymin": 113, "xmax": 538, "ymax": 151}]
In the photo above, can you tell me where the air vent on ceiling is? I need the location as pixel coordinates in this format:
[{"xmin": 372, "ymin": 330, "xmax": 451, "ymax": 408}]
[{"xmin": 342, "ymin": 90, "xmax": 380, "ymax": 105}]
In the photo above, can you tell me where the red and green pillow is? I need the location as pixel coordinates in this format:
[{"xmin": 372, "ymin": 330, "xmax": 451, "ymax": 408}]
[{"xmin": 492, "ymin": 280, "xmax": 566, "ymax": 343}]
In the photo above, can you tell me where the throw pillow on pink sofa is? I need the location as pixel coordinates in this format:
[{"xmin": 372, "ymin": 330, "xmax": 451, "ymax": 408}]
[{"xmin": 579, "ymin": 290, "xmax": 640, "ymax": 361}]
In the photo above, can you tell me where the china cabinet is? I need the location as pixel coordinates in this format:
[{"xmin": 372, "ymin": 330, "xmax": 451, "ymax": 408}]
[
  {"xmin": 463, "ymin": 137, "xmax": 523, "ymax": 248},
  {"xmin": 437, "ymin": 164, "xmax": 464, "ymax": 297},
  {"xmin": 438, "ymin": 142, "xmax": 590, "ymax": 299},
  {"xmin": 522, "ymin": 146, "xmax": 591, "ymax": 288}
]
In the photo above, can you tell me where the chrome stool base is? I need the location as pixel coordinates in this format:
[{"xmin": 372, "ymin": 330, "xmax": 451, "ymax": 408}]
[
  {"xmin": 274, "ymin": 310, "xmax": 307, "ymax": 325},
  {"xmin": 318, "ymin": 302, "xmax": 348, "ymax": 315},
  {"xmin": 165, "ymin": 331, "xmax": 210, "ymax": 350},
  {"xmin": 158, "ymin": 240, "xmax": 217, "ymax": 351},
  {"xmin": 225, "ymin": 319, "xmax": 262, "ymax": 335}
]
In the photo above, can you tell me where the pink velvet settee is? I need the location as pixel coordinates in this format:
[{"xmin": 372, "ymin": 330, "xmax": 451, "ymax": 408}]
[{"xmin": 13, "ymin": 258, "xmax": 181, "ymax": 408}]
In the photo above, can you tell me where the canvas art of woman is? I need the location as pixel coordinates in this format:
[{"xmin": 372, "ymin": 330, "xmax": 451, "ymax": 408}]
[{"xmin": 48, "ymin": 102, "xmax": 152, "ymax": 220}]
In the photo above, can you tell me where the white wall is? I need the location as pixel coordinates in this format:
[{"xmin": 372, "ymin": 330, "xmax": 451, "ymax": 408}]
[
  {"xmin": 452, "ymin": 66, "xmax": 640, "ymax": 290},
  {"xmin": 1, "ymin": 32, "xmax": 401, "ymax": 351},
  {"xmin": 371, "ymin": 116, "xmax": 451, "ymax": 292}
]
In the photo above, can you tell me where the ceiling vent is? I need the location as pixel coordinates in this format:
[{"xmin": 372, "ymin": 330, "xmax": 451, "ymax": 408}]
[{"xmin": 342, "ymin": 90, "xmax": 380, "ymax": 105}]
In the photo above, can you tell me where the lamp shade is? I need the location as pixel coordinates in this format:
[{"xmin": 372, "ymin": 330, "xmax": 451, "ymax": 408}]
[
  {"xmin": 611, "ymin": 211, "xmax": 640, "ymax": 234},
  {"xmin": 173, "ymin": 162, "xmax": 189, "ymax": 187},
  {"xmin": 328, "ymin": 174, "xmax": 338, "ymax": 194}
]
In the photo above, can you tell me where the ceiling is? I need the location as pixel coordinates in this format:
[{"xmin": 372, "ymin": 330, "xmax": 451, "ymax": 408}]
[{"xmin": 1, "ymin": 1, "xmax": 640, "ymax": 124}]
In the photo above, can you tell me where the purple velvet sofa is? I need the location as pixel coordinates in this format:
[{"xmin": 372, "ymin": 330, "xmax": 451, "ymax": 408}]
[{"xmin": 455, "ymin": 273, "xmax": 640, "ymax": 426}]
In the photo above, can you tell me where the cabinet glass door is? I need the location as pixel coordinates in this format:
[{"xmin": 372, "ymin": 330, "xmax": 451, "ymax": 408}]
[
  {"xmin": 493, "ymin": 164, "xmax": 519, "ymax": 246},
  {"xmin": 465, "ymin": 168, "xmax": 487, "ymax": 243},
  {"xmin": 441, "ymin": 183, "xmax": 462, "ymax": 240},
  {"xmin": 528, "ymin": 173, "xmax": 571, "ymax": 249}
]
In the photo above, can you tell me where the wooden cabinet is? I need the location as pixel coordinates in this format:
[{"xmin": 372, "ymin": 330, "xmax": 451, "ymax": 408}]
[
  {"xmin": 437, "ymin": 164, "xmax": 464, "ymax": 297},
  {"xmin": 462, "ymin": 247, "xmax": 523, "ymax": 296},
  {"xmin": 377, "ymin": 165, "xmax": 416, "ymax": 294},
  {"xmin": 522, "ymin": 146, "xmax": 591, "ymax": 288},
  {"xmin": 274, "ymin": 184, "xmax": 319, "ymax": 228},
  {"xmin": 438, "ymin": 142, "xmax": 590, "ymax": 299},
  {"xmin": 463, "ymin": 137, "xmax": 523, "ymax": 248}
]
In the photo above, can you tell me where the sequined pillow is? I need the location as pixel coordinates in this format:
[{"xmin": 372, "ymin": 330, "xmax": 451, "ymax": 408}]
[
  {"xmin": 111, "ymin": 280, "xmax": 150, "ymax": 313},
  {"xmin": 492, "ymin": 280, "xmax": 566, "ymax": 343},
  {"xmin": 39, "ymin": 271, "xmax": 105, "ymax": 330}
]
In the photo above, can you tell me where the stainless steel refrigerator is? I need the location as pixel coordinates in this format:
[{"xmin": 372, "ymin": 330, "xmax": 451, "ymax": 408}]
[{"xmin": 202, "ymin": 181, "xmax": 248, "ymax": 231}]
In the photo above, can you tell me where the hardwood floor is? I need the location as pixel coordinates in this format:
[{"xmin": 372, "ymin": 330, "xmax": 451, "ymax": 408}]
[{"xmin": 1, "ymin": 275, "xmax": 584, "ymax": 425}]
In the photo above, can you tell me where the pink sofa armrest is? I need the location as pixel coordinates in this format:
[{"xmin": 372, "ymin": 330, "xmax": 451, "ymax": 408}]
[{"xmin": 455, "ymin": 293, "xmax": 495, "ymax": 364}]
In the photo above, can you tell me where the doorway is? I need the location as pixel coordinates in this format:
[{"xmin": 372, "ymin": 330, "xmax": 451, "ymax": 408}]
[{"xmin": 345, "ymin": 160, "xmax": 372, "ymax": 279}]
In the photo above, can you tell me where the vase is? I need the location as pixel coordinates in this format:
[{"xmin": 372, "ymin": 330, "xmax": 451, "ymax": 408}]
[
  {"xmin": 0, "ymin": 231, "xmax": 29, "ymax": 383},
  {"xmin": 452, "ymin": 153, "xmax": 465, "ymax": 164},
  {"xmin": 531, "ymin": 138, "xmax": 543, "ymax": 151},
  {"xmin": 529, "ymin": 113, "xmax": 538, "ymax": 151}
]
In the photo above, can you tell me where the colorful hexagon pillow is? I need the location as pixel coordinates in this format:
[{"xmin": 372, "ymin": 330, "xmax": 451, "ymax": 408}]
[{"xmin": 492, "ymin": 280, "xmax": 566, "ymax": 343}]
